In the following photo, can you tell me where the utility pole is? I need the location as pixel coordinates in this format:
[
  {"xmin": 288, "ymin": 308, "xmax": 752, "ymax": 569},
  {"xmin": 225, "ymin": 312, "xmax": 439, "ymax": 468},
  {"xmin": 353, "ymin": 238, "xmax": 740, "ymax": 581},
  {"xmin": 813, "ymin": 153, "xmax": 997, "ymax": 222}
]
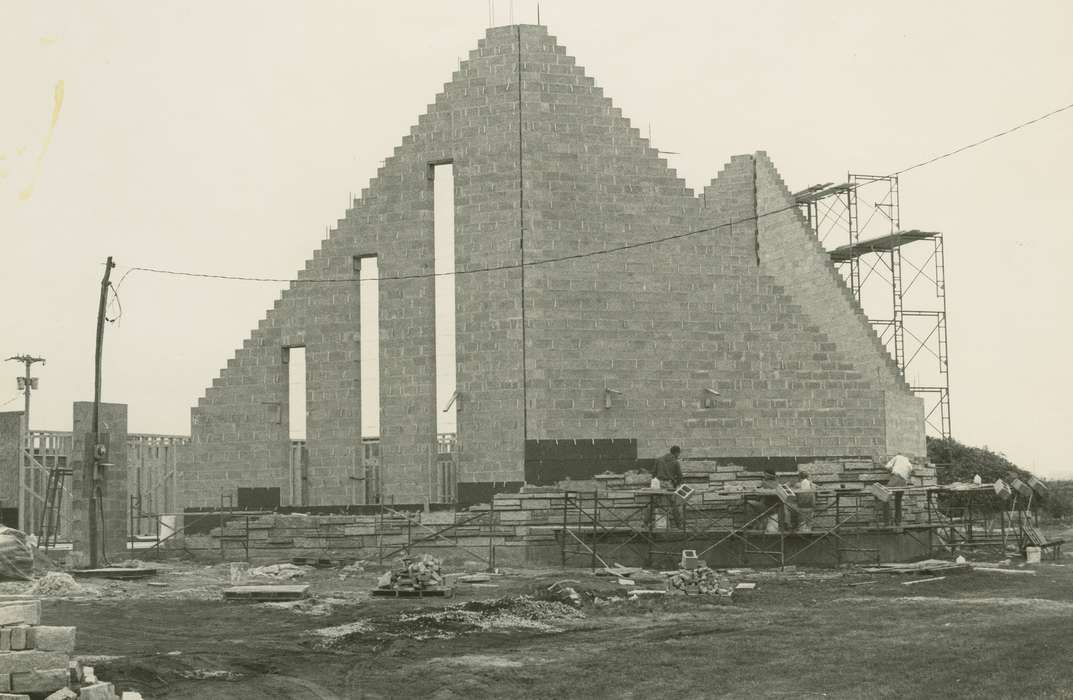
[
  {"xmin": 89, "ymin": 256, "xmax": 115, "ymax": 568},
  {"xmin": 6, "ymin": 354, "xmax": 45, "ymax": 532}
]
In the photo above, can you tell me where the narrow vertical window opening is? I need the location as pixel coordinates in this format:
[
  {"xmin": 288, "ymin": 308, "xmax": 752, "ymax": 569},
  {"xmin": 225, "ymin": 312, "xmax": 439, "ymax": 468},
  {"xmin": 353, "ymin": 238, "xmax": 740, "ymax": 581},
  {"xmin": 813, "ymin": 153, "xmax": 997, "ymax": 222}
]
[
  {"xmin": 286, "ymin": 346, "xmax": 307, "ymax": 440},
  {"xmin": 357, "ymin": 255, "xmax": 381, "ymax": 439},
  {"xmin": 433, "ymin": 162, "xmax": 457, "ymax": 438}
]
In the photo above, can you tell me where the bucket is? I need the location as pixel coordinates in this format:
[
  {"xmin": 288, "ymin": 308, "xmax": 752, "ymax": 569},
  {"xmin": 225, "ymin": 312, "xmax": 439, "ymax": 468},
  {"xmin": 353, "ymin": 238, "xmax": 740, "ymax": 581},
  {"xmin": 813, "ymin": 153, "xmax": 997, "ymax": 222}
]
[{"xmin": 1026, "ymin": 546, "xmax": 1041, "ymax": 564}]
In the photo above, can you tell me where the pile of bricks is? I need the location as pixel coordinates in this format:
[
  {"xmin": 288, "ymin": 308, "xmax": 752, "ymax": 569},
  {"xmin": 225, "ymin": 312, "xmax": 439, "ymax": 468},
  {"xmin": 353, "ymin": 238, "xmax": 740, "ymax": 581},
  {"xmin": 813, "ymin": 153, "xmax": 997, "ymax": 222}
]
[
  {"xmin": 0, "ymin": 597, "xmax": 135, "ymax": 700},
  {"xmin": 666, "ymin": 567, "xmax": 732, "ymax": 596},
  {"xmin": 377, "ymin": 554, "xmax": 445, "ymax": 592}
]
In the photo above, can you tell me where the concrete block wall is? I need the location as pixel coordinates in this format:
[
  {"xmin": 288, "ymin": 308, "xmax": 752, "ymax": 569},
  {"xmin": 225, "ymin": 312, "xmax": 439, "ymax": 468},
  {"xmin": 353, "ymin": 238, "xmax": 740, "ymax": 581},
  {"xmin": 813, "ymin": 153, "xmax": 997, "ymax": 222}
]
[
  {"xmin": 183, "ymin": 25, "xmax": 533, "ymax": 506},
  {"xmin": 516, "ymin": 31, "xmax": 909, "ymax": 463},
  {"xmin": 180, "ymin": 23, "xmax": 926, "ymax": 508},
  {"xmin": 0, "ymin": 412, "xmax": 24, "ymax": 511},
  {"xmin": 69, "ymin": 402, "xmax": 127, "ymax": 568}
]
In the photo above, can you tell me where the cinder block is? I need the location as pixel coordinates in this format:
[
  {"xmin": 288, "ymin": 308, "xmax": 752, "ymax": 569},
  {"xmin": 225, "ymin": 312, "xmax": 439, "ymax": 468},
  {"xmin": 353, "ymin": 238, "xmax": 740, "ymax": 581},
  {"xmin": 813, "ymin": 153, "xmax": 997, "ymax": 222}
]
[
  {"xmin": 0, "ymin": 602, "xmax": 40, "ymax": 627},
  {"xmin": 77, "ymin": 682, "xmax": 115, "ymax": 700},
  {"xmin": 0, "ymin": 651, "xmax": 70, "ymax": 674},
  {"xmin": 9, "ymin": 628, "xmax": 29, "ymax": 651},
  {"xmin": 9, "ymin": 668, "xmax": 69, "ymax": 694}
]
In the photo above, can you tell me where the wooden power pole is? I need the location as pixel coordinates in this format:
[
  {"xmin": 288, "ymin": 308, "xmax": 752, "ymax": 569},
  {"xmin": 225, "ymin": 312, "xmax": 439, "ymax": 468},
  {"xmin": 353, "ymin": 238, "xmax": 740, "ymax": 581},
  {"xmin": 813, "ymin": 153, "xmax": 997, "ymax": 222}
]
[
  {"xmin": 5, "ymin": 354, "xmax": 45, "ymax": 532},
  {"xmin": 89, "ymin": 256, "xmax": 115, "ymax": 568}
]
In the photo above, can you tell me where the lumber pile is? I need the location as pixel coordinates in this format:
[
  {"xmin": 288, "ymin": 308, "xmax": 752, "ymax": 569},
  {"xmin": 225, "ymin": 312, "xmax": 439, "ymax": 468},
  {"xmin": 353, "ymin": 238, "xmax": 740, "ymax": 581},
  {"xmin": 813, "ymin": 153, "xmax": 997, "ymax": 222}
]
[
  {"xmin": 0, "ymin": 597, "xmax": 136, "ymax": 698},
  {"xmin": 863, "ymin": 559, "xmax": 971, "ymax": 575}
]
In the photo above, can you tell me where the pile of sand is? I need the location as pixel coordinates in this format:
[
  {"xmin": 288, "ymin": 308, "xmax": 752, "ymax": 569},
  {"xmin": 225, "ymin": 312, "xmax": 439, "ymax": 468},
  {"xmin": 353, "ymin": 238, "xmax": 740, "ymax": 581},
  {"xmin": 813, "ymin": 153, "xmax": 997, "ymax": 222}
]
[{"xmin": 30, "ymin": 571, "xmax": 82, "ymax": 595}]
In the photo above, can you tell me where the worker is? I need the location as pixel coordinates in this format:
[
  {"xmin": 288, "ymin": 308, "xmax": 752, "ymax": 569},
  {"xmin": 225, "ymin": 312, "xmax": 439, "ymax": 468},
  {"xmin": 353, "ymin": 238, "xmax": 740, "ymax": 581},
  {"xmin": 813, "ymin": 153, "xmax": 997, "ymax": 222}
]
[
  {"xmin": 794, "ymin": 470, "xmax": 816, "ymax": 533},
  {"xmin": 652, "ymin": 445, "xmax": 683, "ymax": 488},
  {"xmin": 759, "ymin": 470, "xmax": 782, "ymax": 533},
  {"xmin": 884, "ymin": 454, "xmax": 911, "ymax": 525},
  {"xmin": 651, "ymin": 446, "xmax": 684, "ymax": 528}
]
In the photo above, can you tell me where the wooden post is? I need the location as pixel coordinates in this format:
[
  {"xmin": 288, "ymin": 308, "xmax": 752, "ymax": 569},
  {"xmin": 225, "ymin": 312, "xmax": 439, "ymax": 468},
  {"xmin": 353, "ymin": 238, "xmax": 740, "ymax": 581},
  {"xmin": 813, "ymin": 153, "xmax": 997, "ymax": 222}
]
[{"xmin": 89, "ymin": 256, "xmax": 114, "ymax": 568}]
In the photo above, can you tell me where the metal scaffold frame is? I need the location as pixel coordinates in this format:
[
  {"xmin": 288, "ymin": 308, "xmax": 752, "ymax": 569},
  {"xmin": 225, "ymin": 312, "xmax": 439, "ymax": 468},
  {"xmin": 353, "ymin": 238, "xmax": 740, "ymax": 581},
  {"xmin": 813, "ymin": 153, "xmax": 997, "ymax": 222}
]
[
  {"xmin": 555, "ymin": 490, "xmax": 910, "ymax": 570},
  {"xmin": 794, "ymin": 174, "xmax": 952, "ymax": 438}
]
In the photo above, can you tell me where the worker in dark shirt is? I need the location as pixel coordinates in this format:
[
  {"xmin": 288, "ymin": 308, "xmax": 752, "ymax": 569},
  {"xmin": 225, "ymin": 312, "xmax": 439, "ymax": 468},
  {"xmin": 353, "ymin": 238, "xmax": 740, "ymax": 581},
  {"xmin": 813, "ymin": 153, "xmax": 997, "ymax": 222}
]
[
  {"xmin": 652, "ymin": 445, "xmax": 683, "ymax": 488},
  {"xmin": 651, "ymin": 446, "xmax": 684, "ymax": 528}
]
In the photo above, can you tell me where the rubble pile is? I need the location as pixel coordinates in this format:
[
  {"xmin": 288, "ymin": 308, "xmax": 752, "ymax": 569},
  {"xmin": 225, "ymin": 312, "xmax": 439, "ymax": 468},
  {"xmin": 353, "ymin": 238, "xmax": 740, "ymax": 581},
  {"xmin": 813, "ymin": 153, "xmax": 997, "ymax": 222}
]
[
  {"xmin": 667, "ymin": 566, "xmax": 733, "ymax": 597},
  {"xmin": 248, "ymin": 563, "xmax": 310, "ymax": 580},
  {"xmin": 377, "ymin": 555, "xmax": 444, "ymax": 591},
  {"xmin": 30, "ymin": 572, "xmax": 82, "ymax": 597},
  {"xmin": 395, "ymin": 596, "xmax": 583, "ymax": 638}
]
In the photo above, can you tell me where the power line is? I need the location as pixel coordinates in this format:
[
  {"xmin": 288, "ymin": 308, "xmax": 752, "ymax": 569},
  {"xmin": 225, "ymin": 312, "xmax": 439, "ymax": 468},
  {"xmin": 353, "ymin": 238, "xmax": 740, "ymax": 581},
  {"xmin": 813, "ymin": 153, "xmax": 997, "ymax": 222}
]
[
  {"xmin": 892, "ymin": 101, "xmax": 1073, "ymax": 176},
  {"xmin": 119, "ymin": 202, "xmax": 798, "ymax": 286},
  {"xmin": 119, "ymin": 100, "xmax": 1073, "ymax": 287}
]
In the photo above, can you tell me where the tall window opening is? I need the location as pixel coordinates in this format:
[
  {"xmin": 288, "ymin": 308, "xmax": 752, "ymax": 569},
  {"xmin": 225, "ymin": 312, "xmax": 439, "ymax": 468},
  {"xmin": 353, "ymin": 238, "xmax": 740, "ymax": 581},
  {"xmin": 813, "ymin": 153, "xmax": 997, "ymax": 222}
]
[
  {"xmin": 356, "ymin": 255, "xmax": 381, "ymax": 439},
  {"xmin": 285, "ymin": 346, "xmax": 306, "ymax": 440},
  {"xmin": 433, "ymin": 162, "xmax": 457, "ymax": 437}
]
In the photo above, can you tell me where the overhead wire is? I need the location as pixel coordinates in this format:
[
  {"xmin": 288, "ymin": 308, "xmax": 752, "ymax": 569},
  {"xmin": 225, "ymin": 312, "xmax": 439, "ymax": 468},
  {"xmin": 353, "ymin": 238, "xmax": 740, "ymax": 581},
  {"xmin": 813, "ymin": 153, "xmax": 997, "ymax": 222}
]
[
  {"xmin": 105, "ymin": 282, "xmax": 123, "ymax": 324},
  {"xmin": 117, "ymin": 100, "xmax": 1073, "ymax": 287}
]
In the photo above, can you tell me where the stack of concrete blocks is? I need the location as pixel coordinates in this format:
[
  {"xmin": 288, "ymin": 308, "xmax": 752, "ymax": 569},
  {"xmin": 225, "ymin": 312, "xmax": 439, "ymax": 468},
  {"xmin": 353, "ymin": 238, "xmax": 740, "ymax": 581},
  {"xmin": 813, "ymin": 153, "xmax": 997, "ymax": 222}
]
[
  {"xmin": 0, "ymin": 597, "xmax": 76, "ymax": 698},
  {"xmin": 198, "ymin": 456, "xmax": 940, "ymax": 563}
]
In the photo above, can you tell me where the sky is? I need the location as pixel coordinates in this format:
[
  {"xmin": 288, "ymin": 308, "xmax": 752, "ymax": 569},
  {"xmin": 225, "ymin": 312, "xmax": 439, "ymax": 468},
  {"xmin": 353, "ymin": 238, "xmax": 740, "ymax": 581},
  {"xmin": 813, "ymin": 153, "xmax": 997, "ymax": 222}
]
[{"xmin": 1, "ymin": 2, "xmax": 1071, "ymax": 477}]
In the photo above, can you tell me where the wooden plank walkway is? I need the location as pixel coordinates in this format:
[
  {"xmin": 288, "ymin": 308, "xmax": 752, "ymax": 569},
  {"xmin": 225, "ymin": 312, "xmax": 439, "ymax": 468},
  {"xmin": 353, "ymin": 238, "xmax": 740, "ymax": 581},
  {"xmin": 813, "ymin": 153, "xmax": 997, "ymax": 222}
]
[{"xmin": 223, "ymin": 585, "xmax": 310, "ymax": 601}]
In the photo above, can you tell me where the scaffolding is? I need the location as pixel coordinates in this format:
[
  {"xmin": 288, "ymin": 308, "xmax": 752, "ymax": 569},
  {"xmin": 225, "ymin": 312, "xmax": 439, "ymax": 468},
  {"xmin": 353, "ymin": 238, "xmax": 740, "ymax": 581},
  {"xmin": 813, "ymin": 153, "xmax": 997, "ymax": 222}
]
[
  {"xmin": 554, "ymin": 489, "xmax": 915, "ymax": 570},
  {"xmin": 794, "ymin": 174, "xmax": 952, "ymax": 438},
  {"xmin": 553, "ymin": 483, "xmax": 1044, "ymax": 571}
]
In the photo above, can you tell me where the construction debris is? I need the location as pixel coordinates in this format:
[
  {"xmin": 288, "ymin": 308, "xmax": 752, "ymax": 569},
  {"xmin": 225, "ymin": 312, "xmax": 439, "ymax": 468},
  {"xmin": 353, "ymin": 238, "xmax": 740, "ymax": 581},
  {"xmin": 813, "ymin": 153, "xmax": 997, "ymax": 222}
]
[
  {"xmin": 0, "ymin": 527, "xmax": 34, "ymax": 581},
  {"xmin": 248, "ymin": 563, "xmax": 310, "ymax": 580},
  {"xmin": 373, "ymin": 555, "xmax": 450, "ymax": 597},
  {"xmin": 863, "ymin": 559, "xmax": 970, "ymax": 575},
  {"xmin": 395, "ymin": 597, "xmax": 583, "ymax": 638},
  {"xmin": 972, "ymin": 567, "xmax": 1037, "ymax": 576},
  {"xmin": 30, "ymin": 572, "xmax": 82, "ymax": 597},
  {"xmin": 222, "ymin": 585, "xmax": 310, "ymax": 602},
  {"xmin": 69, "ymin": 568, "xmax": 157, "ymax": 581},
  {"xmin": 902, "ymin": 576, "xmax": 947, "ymax": 586},
  {"xmin": 378, "ymin": 554, "xmax": 444, "ymax": 590},
  {"xmin": 666, "ymin": 566, "xmax": 733, "ymax": 596}
]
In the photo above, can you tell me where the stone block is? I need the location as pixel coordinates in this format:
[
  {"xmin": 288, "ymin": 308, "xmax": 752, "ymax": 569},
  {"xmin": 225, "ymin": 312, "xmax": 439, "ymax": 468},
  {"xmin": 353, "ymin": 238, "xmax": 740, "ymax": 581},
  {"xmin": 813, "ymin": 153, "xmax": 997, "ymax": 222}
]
[
  {"xmin": 0, "ymin": 651, "xmax": 70, "ymax": 674},
  {"xmin": 0, "ymin": 602, "xmax": 40, "ymax": 627},
  {"xmin": 43, "ymin": 688, "xmax": 77, "ymax": 699},
  {"xmin": 343, "ymin": 525, "xmax": 375, "ymax": 536},
  {"xmin": 0, "ymin": 675, "xmax": 7, "ymax": 692},
  {"xmin": 77, "ymin": 682, "xmax": 116, "ymax": 700},
  {"xmin": 0, "ymin": 693, "xmax": 28, "ymax": 700},
  {"xmin": 9, "ymin": 668, "xmax": 68, "ymax": 694},
  {"xmin": 0, "ymin": 630, "xmax": 9, "ymax": 652},
  {"xmin": 9, "ymin": 628, "xmax": 29, "ymax": 651}
]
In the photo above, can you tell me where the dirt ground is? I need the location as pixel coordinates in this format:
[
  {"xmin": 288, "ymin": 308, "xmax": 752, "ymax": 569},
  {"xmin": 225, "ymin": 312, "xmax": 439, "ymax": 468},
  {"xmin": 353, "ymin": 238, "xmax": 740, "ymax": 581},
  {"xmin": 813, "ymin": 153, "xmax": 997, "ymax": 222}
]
[{"xmin": 9, "ymin": 526, "xmax": 1073, "ymax": 699}]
